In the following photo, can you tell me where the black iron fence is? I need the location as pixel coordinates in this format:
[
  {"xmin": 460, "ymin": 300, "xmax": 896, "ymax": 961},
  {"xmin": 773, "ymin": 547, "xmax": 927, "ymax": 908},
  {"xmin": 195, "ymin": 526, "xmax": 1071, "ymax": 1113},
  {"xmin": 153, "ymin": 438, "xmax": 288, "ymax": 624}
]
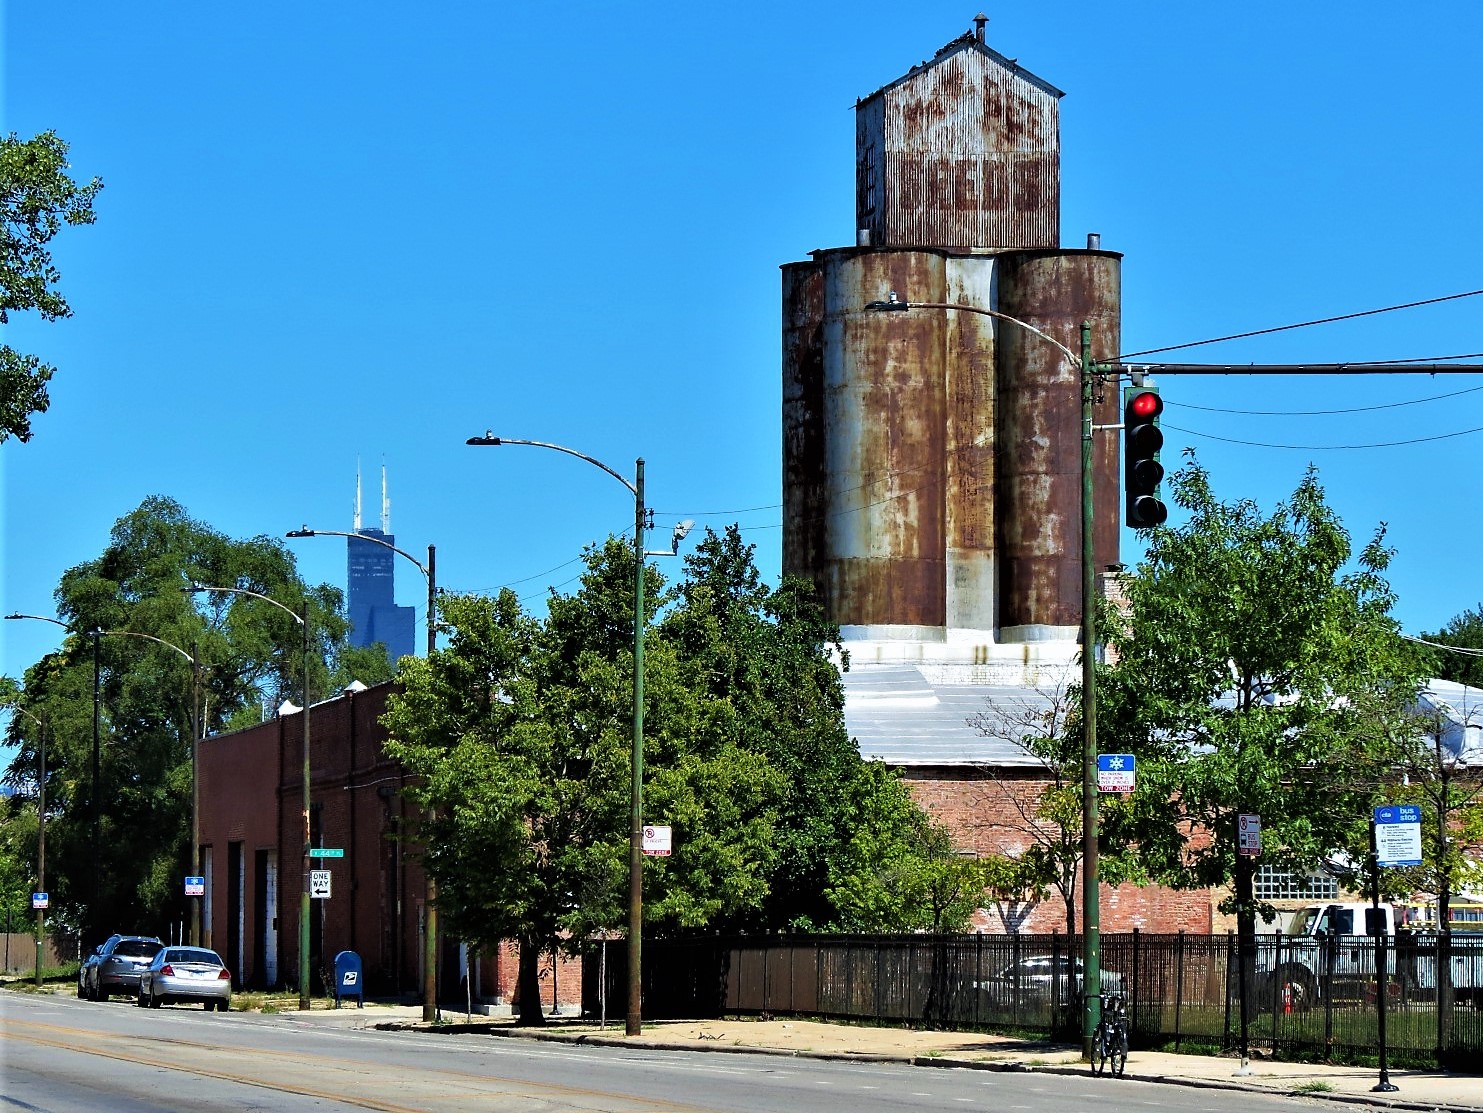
[{"xmin": 582, "ymin": 931, "xmax": 1483, "ymax": 1070}]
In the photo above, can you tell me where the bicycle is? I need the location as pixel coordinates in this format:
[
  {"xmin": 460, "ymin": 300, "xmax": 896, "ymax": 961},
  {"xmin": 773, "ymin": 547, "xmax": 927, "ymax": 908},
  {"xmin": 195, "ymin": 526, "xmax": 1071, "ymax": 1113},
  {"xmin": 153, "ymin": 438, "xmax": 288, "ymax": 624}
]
[{"xmin": 1091, "ymin": 991, "xmax": 1129, "ymax": 1078}]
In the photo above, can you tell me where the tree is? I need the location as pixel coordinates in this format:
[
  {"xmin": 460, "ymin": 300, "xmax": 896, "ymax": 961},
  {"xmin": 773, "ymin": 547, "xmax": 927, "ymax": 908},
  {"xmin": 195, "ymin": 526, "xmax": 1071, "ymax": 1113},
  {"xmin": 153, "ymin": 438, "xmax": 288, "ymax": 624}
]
[
  {"xmin": 1420, "ymin": 606, "xmax": 1483, "ymax": 688},
  {"xmin": 1099, "ymin": 456, "xmax": 1425, "ymax": 992},
  {"xmin": 5, "ymin": 496, "xmax": 353, "ymax": 945},
  {"xmin": 386, "ymin": 529, "xmax": 974, "ymax": 1024},
  {"xmin": 1382, "ymin": 695, "xmax": 1483, "ymax": 1035},
  {"xmin": 966, "ymin": 682, "xmax": 1130, "ymax": 935},
  {"xmin": 0, "ymin": 131, "xmax": 102, "ymax": 443},
  {"xmin": 659, "ymin": 527, "xmax": 960, "ymax": 933}
]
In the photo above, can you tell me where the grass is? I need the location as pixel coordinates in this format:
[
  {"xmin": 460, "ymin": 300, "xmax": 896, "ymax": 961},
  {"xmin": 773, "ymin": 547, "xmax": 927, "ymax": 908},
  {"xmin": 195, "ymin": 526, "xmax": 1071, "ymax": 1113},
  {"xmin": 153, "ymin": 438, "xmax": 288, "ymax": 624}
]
[{"xmin": 1292, "ymin": 1080, "xmax": 1337, "ymax": 1094}]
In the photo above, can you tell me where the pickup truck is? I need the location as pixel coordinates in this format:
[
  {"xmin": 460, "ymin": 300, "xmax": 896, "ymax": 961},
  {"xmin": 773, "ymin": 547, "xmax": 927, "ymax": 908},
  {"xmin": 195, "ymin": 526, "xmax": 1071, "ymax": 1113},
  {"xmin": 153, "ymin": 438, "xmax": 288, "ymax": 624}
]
[{"xmin": 1255, "ymin": 902, "xmax": 1483, "ymax": 1008}]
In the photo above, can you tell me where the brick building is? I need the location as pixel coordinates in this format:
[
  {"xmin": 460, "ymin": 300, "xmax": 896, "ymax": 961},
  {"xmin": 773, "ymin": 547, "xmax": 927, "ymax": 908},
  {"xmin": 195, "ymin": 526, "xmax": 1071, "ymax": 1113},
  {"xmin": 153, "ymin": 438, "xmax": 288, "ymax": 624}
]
[{"xmin": 196, "ymin": 679, "xmax": 581, "ymax": 1010}]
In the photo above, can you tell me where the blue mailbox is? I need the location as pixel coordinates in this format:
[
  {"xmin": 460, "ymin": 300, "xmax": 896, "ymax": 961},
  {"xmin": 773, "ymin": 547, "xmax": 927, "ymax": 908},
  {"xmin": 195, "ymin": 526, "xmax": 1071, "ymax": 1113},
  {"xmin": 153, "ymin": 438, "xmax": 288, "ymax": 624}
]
[{"xmin": 332, "ymin": 950, "xmax": 364, "ymax": 1008}]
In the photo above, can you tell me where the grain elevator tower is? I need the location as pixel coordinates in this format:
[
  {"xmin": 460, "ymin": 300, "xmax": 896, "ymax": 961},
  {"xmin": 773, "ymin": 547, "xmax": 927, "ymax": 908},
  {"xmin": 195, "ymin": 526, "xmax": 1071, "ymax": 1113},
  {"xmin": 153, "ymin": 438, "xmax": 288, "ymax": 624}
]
[{"xmin": 783, "ymin": 19, "xmax": 1121, "ymax": 687}]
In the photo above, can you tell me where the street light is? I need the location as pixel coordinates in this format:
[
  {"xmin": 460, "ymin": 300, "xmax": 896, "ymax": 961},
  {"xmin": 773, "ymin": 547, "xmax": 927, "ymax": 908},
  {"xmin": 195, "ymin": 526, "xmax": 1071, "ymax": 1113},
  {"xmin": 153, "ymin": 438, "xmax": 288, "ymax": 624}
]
[
  {"xmin": 4, "ymin": 701, "xmax": 47, "ymax": 987},
  {"xmin": 865, "ymin": 293, "xmax": 1107, "ymax": 1054},
  {"xmin": 184, "ymin": 583, "xmax": 314, "ymax": 1010},
  {"xmin": 466, "ymin": 434, "xmax": 691, "ymax": 1037},
  {"xmin": 287, "ymin": 525, "xmax": 441, "ymax": 1019}
]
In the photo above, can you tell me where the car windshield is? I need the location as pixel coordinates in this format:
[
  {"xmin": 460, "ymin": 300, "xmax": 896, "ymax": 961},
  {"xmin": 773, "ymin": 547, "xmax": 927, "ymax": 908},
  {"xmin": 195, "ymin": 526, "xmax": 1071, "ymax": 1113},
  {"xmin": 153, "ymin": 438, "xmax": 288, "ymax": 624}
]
[
  {"xmin": 165, "ymin": 949, "xmax": 222, "ymax": 965},
  {"xmin": 114, "ymin": 940, "xmax": 162, "ymax": 958}
]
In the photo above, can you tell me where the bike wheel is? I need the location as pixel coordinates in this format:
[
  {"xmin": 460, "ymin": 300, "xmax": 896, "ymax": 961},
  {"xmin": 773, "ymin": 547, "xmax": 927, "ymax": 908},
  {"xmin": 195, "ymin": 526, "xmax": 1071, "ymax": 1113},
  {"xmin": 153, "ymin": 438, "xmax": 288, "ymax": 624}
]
[
  {"xmin": 1109, "ymin": 1026, "xmax": 1128, "ymax": 1077},
  {"xmin": 1090, "ymin": 1021, "xmax": 1108, "ymax": 1075}
]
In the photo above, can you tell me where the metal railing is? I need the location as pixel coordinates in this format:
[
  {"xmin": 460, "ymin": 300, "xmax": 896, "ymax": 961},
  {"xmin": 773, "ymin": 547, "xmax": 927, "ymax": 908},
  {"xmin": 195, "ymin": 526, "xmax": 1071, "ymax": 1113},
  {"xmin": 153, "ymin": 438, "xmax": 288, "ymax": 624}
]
[{"xmin": 583, "ymin": 931, "xmax": 1483, "ymax": 1069}]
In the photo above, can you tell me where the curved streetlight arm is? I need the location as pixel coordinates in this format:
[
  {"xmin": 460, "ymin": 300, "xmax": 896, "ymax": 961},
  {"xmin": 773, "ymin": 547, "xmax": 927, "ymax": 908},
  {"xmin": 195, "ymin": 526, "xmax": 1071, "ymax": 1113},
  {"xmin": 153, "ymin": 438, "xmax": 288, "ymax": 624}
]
[
  {"xmin": 466, "ymin": 435, "xmax": 638, "ymax": 498},
  {"xmin": 5, "ymin": 613, "xmax": 78, "ymax": 633},
  {"xmin": 865, "ymin": 295, "xmax": 1083, "ymax": 371},
  {"xmin": 183, "ymin": 583, "xmax": 305, "ymax": 627},
  {"xmin": 287, "ymin": 527, "xmax": 429, "ymax": 581}
]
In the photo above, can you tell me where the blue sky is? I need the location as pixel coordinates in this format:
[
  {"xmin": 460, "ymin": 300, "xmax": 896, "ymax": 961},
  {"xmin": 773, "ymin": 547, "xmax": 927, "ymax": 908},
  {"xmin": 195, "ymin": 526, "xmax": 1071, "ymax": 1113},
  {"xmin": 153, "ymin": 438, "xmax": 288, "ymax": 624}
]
[{"xmin": 4, "ymin": 2, "xmax": 1483, "ymax": 706}]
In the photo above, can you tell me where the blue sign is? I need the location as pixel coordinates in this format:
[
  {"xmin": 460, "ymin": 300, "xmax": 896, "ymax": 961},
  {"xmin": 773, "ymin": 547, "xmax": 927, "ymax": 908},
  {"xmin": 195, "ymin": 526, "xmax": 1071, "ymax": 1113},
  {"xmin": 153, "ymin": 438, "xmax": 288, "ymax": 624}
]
[
  {"xmin": 184, "ymin": 876, "xmax": 206, "ymax": 896},
  {"xmin": 31, "ymin": 892, "xmax": 48, "ymax": 910},
  {"xmin": 1374, "ymin": 804, "xmax": 1423, "ymax": 867},
  {"xmin": 1097, "ymin": 753, "xmax": 1136, "ymax": 793}
]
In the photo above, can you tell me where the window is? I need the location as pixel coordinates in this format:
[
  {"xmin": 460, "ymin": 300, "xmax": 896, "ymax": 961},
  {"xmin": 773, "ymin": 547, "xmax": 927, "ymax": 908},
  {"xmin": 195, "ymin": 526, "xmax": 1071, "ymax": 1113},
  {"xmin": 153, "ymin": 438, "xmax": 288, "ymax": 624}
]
[{"xmin": 1254, "ymin": 864, "xmax": 1338, "ymax": 901}]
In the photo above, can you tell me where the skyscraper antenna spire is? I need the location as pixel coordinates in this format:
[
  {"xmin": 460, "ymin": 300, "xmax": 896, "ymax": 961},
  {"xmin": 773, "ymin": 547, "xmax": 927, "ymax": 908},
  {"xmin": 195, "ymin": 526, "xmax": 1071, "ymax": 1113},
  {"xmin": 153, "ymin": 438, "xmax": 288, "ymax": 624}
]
[
  {"xmin": 381, "ymin": 459, "xmax": 391, "ymax": 534},
  {"xmin": 354, "ymin": 458, "xmax": 363, "ymax": 531}
]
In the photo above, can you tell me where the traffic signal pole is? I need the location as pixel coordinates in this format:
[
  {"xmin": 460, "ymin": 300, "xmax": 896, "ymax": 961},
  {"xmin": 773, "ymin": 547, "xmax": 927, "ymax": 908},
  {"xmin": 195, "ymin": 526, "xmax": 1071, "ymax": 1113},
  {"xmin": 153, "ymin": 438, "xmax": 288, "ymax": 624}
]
[{"xmin": 1080, "ymin": 323, "xmax": 1102, "ymax": 1057}]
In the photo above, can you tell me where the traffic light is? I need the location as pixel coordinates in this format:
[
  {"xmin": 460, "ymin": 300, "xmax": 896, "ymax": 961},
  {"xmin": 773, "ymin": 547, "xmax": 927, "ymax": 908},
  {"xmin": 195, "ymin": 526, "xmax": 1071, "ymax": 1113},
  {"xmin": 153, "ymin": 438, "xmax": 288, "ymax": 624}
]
[{"xmin": 1123, "ymin": 385, "xmax": 1167, "ymax": 528}]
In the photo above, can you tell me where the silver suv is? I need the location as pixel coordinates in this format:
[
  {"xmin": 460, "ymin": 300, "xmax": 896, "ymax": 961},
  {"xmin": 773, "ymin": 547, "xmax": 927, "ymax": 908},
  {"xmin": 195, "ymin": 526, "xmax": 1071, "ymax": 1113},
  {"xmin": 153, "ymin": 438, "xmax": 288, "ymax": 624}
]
[{"xmin": 78, "ymin": 934, "xmax": 164, "ymax": 1001}]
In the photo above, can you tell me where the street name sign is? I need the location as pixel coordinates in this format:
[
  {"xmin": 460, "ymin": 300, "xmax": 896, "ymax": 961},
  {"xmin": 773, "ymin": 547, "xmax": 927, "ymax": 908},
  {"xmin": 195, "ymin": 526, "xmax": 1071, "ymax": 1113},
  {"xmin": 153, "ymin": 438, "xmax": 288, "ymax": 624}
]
[{"xmin": 309, "ymin": 848, "xmax": 345, "ymax": 858}]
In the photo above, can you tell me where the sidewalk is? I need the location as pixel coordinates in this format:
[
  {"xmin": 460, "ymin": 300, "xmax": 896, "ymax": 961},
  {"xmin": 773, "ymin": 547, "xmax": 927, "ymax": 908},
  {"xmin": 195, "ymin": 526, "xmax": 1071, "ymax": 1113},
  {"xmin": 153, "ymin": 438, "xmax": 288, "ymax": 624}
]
[{"xmin": 287, "ymin": 1003, "xmax": 1483, "ymax": 1111}]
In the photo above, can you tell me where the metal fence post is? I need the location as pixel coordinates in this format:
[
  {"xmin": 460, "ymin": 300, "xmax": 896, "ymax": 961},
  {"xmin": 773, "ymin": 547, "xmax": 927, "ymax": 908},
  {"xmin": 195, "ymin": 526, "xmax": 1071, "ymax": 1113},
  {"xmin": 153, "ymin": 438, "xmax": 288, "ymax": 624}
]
[{"xmin": 1174, "ymin": 929, "xmax": 1186, "ymax": 1051}]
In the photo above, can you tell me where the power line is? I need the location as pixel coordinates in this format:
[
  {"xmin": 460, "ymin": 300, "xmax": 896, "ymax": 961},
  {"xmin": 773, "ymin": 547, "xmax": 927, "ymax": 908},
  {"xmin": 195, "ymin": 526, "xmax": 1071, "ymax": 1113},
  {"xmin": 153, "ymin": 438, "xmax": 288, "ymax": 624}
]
[
  {"xmin": 1166, "ymin": 421, "xmax": 1483, "ymax": 451},
  {"xmin": 1119, "ymin": 288, "xmax": 1483, "ymax": 360},
  {"xmin": 1169, "ymin": 381, "xmax": 1483, "ymax": 416}
]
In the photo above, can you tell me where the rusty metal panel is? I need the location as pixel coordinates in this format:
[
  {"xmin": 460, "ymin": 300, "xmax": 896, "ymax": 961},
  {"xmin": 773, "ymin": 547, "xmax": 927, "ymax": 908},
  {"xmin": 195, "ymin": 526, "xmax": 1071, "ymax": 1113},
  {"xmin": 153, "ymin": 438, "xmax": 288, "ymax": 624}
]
[
  {"xmin": 782, "ymin": 260, "xmax": 826, "ymax": 592},
  {"xmin": 943, "ymin": 256, "xmax": 998, "ymax": 634},
  {"xmin": 994, "ymin": 250, "xmax": 1122, "ymax": 636},
  {"xmin": 857, "ymin": 41, "xmax": 1060, "ymax": 250},
  {"xmin": 819, "ymin": 249, "xmax": 948, "ymax": 629}
]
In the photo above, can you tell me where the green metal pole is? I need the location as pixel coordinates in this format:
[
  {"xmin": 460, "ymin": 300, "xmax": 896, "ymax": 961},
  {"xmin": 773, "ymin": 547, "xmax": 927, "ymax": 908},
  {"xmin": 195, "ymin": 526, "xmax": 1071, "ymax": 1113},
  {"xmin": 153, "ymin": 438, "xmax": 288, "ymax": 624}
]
[
  {"xmin": 1080, "ymin": 321, "xmax": 1102, "ymax": 1056},
  {"xmin": 35, "ymin": 714, "xmax": 45, "ymax": 989},
  {"xmin": 300, "ymin": 610, "xmax": 312, "ymax": 1011},
  {"xmin": 627, "ymin": 458, "xmax": 646, "ymax": 1036},
  {"xmin": 190, "ymin": 654, "xmax": 202, "ymax": 947},
  {"xmin": 423, "ymin": 544, "xmax": 439, "ymax": 1022}
]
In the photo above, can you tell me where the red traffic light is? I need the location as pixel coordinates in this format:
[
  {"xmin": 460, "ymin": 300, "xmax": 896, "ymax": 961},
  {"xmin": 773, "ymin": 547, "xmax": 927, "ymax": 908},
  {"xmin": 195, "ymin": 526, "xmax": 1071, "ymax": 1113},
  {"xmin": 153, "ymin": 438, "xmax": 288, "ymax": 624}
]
[{"xmin": 1128, "ymin": 390, "xmax": 1162, "ymax": 419}]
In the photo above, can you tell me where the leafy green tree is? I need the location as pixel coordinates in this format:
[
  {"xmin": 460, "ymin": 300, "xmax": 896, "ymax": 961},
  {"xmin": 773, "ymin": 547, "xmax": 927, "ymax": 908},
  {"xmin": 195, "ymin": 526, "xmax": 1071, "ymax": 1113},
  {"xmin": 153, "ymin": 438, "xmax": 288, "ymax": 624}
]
[
  {"xmin": 387, "ymin": 528, "xmax": 969, "ymax": 1023},
  {"xmin": 1420, "ymin": 606, "xmax": 1483, "ymax": 688},
  {"xmin": 0, "ymin": 131, "xmax": 102, "ymax": 443},
  {"xmin": 966, "ymin": 682, "xmax": 1136, "ymax": 935},
  {"xmin": 825, "ymin": 765, "xmax": 986, "ymax": 933},
  {"xmin": 659, "ymin": 527, "xmax": 955, "ymax": 933},
  {"xmin": 1379, "ymin": 698, "xmax": 1483, "ymax": 1032},
  {"xmin": 5, "ymin": 496, "xmax": 353, "ymax": 946},
  {"xmin": 1099, "ymin": 457, "xmax": 1424, "ymax": 976}
]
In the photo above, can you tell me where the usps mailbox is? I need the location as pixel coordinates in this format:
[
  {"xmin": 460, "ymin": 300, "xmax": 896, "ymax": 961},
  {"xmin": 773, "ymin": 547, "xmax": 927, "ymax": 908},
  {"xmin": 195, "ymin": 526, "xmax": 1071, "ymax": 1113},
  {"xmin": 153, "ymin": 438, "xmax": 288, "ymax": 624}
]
[{"xmin": 332, "ymin": 950, "xmax": 364, "ymax": 1008}]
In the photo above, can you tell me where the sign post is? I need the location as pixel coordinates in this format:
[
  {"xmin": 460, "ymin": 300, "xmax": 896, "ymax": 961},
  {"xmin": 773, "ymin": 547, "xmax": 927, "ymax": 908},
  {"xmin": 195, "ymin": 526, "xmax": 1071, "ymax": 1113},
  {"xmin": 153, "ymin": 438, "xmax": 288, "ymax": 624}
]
[{"xmin": 1369, "ymin": 805, "xmax": 1417, "ymax": 1094}]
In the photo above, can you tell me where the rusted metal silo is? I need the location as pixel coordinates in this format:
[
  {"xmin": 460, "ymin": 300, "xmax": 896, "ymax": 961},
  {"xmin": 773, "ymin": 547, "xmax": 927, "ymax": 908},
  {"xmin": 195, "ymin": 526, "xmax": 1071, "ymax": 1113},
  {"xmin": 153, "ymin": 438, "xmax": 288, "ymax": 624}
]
[
  {"xmin": 782, "ymin": 23, "xmax": 1118, "ymax": 649},
  {"xmin": 995, "ymin": 250, "xmax": 1122, "ymax": 638}
]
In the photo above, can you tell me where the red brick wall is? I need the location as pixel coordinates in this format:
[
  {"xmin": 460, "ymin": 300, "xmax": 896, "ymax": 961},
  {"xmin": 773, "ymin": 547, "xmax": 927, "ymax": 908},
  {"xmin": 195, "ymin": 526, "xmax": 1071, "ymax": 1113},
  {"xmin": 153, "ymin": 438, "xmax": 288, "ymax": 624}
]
[
  {"xmin": 198, "ymin": 682, "xmax": 434, "ymax": 995},
  {"xmin": 900, "ymin": 767, "xmax": 1213, "ymax": 933}
]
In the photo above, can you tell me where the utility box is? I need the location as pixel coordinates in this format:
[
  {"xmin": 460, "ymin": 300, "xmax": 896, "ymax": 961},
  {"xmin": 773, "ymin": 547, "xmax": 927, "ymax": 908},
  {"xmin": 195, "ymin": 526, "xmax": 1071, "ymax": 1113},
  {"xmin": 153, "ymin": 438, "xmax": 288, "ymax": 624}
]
[{"xmin": 333, "ymin": 950, "xmax": 363, "ymax": 1008}]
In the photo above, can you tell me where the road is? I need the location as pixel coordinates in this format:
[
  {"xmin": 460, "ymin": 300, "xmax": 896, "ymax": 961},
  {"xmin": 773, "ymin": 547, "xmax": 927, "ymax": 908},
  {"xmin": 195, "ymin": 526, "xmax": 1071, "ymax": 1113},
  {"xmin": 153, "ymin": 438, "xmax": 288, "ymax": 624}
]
[{"xmin": 2, "ymin": 992, "xmax": 1360, "ymax": 1113}]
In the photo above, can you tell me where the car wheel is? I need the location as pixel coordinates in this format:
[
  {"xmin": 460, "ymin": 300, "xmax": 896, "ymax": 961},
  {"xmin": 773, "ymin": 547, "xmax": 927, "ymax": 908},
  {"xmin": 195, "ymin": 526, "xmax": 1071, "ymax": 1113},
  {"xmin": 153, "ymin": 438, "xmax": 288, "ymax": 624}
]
[
  {"xmin": 77, "ymin": 979, "xmax": 85, "ymax": 998},
  {"xmin": 136, "ymin": 991, "xmax": 146, "ymax": 1007},
  {"xmin": 96, "ymin": 987, "xmax": 109, "ymax": 1002},
  {"xmin": 219, "ymin": 999, "xmax": 231, "ymax": 1012},
  {"xmin": 148, "ymin": 988, "xmax": 162, "ymax": 1009}
]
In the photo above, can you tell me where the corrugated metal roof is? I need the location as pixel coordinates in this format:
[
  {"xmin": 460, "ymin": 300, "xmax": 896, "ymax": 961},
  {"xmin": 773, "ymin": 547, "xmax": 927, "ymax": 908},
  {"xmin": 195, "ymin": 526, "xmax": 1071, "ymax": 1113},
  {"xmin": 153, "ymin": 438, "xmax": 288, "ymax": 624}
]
[
  {"xmin": 1418, "ymin": 679, "xmax": 1483, "ymax": 765},
  {"xmin": 856, "ymin": 33, "xmax": 1065, "ymax": 106},
  {"xmin": 844, "ymin": 662, "xmax": 1056, "ymax": 767},
  {"xmin": 845, "ymin": 670, "xmax": 1483, "ymax": 770}
]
